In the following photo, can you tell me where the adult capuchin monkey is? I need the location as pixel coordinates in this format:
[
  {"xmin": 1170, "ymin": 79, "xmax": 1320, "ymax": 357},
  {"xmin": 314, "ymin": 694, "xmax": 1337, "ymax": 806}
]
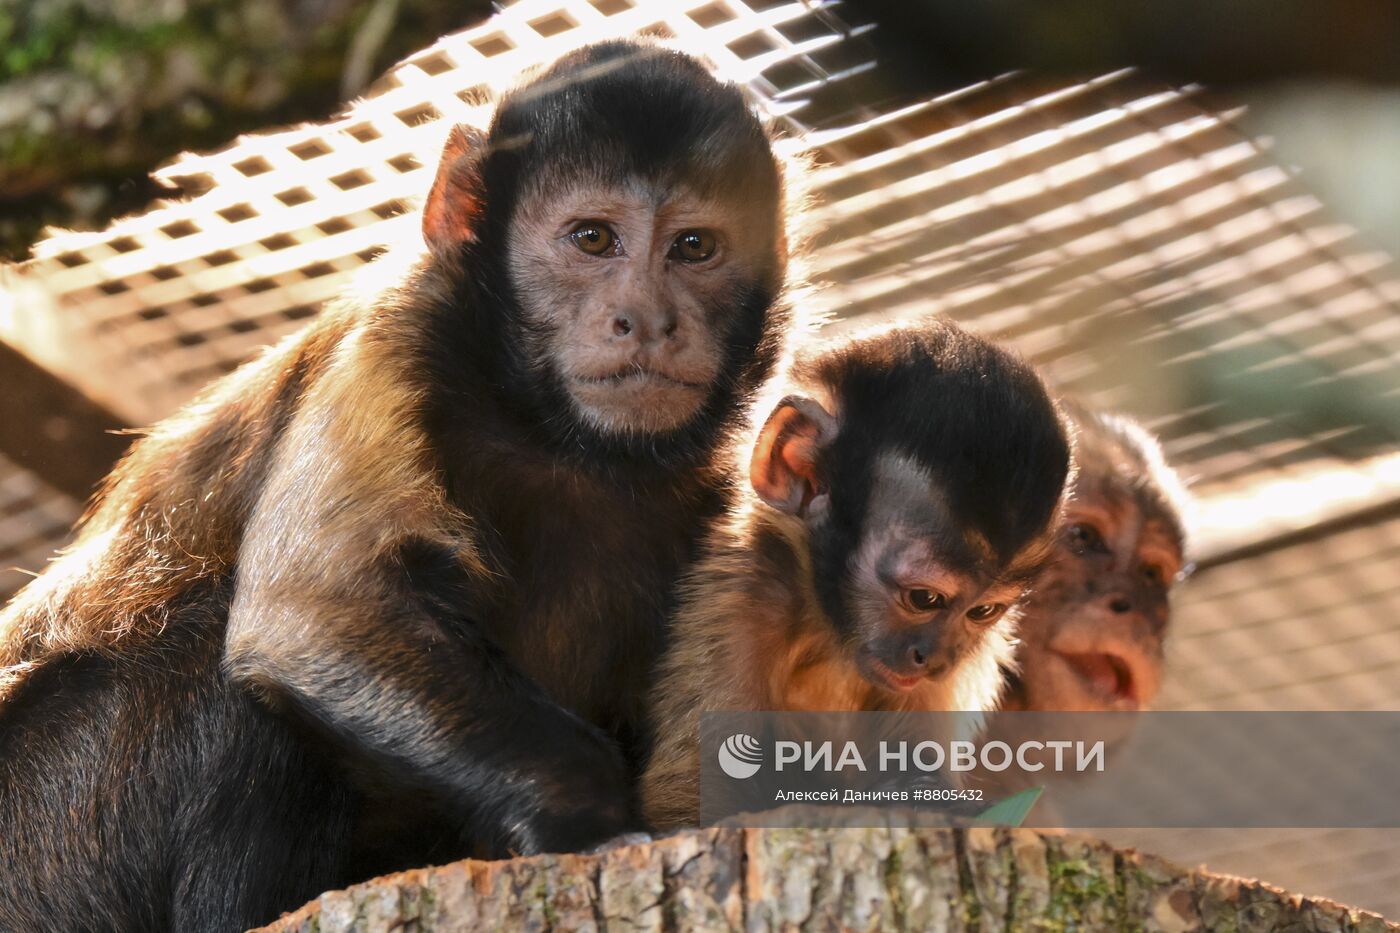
[
  {"xmin": 0, "ymin": 41, "xmax": 796, "ymax": 932},
  {"xmin": 1000, "ymin": 400, "xmax": 1190, "ymax": 712}
]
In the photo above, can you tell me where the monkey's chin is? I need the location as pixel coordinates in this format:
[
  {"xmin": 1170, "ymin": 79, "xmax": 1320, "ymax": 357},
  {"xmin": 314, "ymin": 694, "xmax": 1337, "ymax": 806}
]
[{"xmin": 569, "ymin": 374, "xmax": 709, "ymax": 435}]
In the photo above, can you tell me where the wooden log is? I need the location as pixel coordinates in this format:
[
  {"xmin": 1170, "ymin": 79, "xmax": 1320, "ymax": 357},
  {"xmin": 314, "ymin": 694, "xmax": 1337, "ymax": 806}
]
[{"xmin": 254, "ymin": 827, "xmax": 1399, "ymax": 933}]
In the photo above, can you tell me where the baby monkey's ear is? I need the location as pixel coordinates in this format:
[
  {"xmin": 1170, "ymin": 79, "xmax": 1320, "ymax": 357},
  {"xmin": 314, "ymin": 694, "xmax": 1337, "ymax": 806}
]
[{"xmin": 750, "ymin": 396, "xmax": 838, "ymax": 517}]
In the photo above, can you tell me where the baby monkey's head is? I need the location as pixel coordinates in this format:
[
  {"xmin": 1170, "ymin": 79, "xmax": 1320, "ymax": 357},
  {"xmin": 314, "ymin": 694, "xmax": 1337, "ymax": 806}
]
[{"xmin": 751, "ymin": 320, "xmax": 1071, "ymax": 699}]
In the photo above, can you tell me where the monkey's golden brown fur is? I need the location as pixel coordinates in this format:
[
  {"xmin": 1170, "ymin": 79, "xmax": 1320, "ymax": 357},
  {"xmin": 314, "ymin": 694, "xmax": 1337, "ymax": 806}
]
[
  {"xmin": 640, "ymin": 511, "xmax": 1018, "ymax": 829},
  {"xmin": 0, "ymin": 307, "xmax": 343, "ymax": 684},
  {"xmin": 0, "ymin": 267, "xmax": 481, "ymax": 691}
]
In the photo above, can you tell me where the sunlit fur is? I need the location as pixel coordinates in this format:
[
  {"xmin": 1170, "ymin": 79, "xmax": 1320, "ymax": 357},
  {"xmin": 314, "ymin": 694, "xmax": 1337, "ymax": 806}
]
[
  {"xmin": 1001, "ymin": 400, "xmax": 1190, "ymax": 712},
  {"xmin": 641, "ymin": 318, "xmax": 1072, "ymax": 829}
]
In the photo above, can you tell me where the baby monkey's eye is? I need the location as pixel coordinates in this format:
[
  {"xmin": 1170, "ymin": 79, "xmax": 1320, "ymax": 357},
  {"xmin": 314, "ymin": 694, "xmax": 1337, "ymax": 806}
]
[
  {"xmin": 570, "ymin": 222, "xmax": 618, "ymax": 256},
  {"xmin": 902, "ymin": 589, "xmax": 948, "ymax": 613},
  {"xmin": 966, "ymin": 603, "xmax": 1007, "ymax": 624},
  {"xmin": 1066, "ymin": 522, "xmax": 1107, "ymax": 555},
  {"xmin": 671, "ymin": 229, "xmax": 717, "ymax": 262}
]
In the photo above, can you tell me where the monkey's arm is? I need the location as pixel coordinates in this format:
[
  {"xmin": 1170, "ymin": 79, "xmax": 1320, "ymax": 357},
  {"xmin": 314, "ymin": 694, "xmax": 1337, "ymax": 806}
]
[
  {"xmin": 640, "ymin": 703, "xmax": 703, "ymax": 830},
  {"xmin": 641, "ymin": 583, "xmax": 749, "ymax": 830},
  {"xmin": 228, "ymin": 575, "xmax": 635, "ymax": 856},
  {"xmin": 224, "ymin": 331, "xmax": 636, "ymax": 857}
]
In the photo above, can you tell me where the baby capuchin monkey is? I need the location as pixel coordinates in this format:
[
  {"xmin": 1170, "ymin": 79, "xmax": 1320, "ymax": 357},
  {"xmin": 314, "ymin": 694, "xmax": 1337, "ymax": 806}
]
[
  {"xmin": 1001, "ymin": 400, "xmax": 1190, "ymax": 712},
  {"xmin": 641, "ymin": 319, "xmax": 1072, "ymax": 829}
]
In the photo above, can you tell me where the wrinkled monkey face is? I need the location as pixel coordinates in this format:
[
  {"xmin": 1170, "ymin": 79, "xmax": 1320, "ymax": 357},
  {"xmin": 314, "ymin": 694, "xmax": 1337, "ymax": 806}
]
[
  {"xmin": 840, "ymin": 453, "xmax": 1050, "ymax": 696},
  {"xmin": 507, "ymin": 182, "xmax": 776, "ymax": 435},
  {"xmin": 1014, "ymin": 491, "xmax": 1184, "ymax": 711}
]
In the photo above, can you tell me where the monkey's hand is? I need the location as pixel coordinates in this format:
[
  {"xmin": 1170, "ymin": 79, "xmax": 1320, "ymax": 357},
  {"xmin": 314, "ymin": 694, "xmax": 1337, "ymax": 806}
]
[
  {"xmin": 227, "ymin": 578, "xmax": 642, "ymax": 857},
  {"xmin": 226, "ymin": 531, "xmax": 651, "ymax": 858},
  {"xmin": 582, "ymin": 831, "xmax": 654, "ymax": 856}
]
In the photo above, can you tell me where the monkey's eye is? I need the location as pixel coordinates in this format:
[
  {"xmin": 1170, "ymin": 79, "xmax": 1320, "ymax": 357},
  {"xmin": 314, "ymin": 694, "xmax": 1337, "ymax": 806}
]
[
  {"xmin": 1141, "ymin": 563, "xmax": 1167, "ymax": 588},
  {"xmin": 671, "ymin": 229, "xmax": 717, "ymax": 263},
  {"xmin": 569, "ymin": 222, "xmax": 618, "ymax": 256},
  {"xmin": 1066, "ymin": 522, "xmax": 1106, "ymax": 555},
  {"xmin": 966, "ymin": 603, "xmax": 1007, "ymax": 624},
  {"xmin": 902, "ymin": 589, "xmax": 948, "ymax": 613}
]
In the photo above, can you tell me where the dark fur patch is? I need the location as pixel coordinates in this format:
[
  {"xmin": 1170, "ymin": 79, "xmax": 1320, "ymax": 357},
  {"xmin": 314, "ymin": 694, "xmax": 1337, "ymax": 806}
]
[
  {"xmin": 0, "ymin": 586, "xmax": 354, "ymax": 932},
  {"xmin": 486, "ymin": 42, "xmax": 780, "ymax": 212},
  {"xmin": 804, "ymin": 320, "xmax": 1071, "ymax": 633}
]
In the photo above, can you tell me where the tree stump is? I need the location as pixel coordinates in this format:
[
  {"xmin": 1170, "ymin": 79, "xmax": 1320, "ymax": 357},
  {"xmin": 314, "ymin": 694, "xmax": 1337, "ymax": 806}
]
[{"xmin": 254, "ymin": 827, "xmax": 1399, "ymax": 932}]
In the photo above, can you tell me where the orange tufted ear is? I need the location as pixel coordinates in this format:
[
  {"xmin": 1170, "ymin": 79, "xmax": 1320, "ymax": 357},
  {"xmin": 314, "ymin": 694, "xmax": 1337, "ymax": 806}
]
[
  {"xmin": 750, "ymin": 395, "xmax": 838, "ymax": 516},
  {"xmin": 422, "ymin": 124, "xmax": 489, "ymax": 259}
]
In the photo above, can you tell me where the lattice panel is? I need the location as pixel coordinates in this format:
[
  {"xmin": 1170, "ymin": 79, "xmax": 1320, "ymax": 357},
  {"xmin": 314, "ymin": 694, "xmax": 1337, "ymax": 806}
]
[
  {"xmin": 801, "ymin": 76, "xmax": 1400, "ymax": 499},
  {"xmin": 10, "ymin": 0, "xmax": 1400, "ymax": 515},
  {"xmin": 0, "ymin": 452, "xmax": 81, "ymax": 601},
  {"xmin": 1099, "ymin": 511, "xmax": 1400, "ymax": 919},
  {"xmin": 1161, "ymin": 512, "xmax": 1400, "ymax": 711},
  {"xmin": 13, "ymin": 0, "xmax": 877, "ymax": 423},
  {"xmin": 9, "ymin": 0, "xmax": 1399, "ymax": 524}
]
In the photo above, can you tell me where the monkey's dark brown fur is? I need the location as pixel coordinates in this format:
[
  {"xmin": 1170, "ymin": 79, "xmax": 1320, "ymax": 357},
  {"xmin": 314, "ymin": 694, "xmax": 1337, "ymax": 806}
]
[
  {"xmin": 1000, "ymin": 400, "xmax": 1189, "ymax": 712},
  {"xmin": 0, "ymin": 41, "xmax": 796, "ymax": 932},
  {"xmin": 641, "ymin": 319, "xmax": 1072, "ymax": 829}
]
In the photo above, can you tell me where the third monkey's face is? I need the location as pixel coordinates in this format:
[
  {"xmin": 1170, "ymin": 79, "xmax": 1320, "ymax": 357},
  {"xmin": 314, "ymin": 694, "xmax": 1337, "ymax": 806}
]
[
  {"xmin": 507, "ymin": 181, "xmax": 778, "ymax": 435},
  {"xmin": 1013, "ymin": 488, "xmax": 1184, "ymax": 712}
]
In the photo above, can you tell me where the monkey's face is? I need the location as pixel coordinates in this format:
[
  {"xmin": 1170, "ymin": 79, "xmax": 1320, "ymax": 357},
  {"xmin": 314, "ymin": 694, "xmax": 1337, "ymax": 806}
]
[
  {"xmin": 1011, "ymin": 484, "xmax": 1184, "ymax": 711},
  {"xmin": 506, "ymin": 183, "xmax": 778, "ymax": 436},
  {"xmin": 749, "ymin": 323, "xmax": 1070, "ymax": 701},
  {"xmin": 836, "ymin": 452, "xmax": 1047, "ymax": 696}
]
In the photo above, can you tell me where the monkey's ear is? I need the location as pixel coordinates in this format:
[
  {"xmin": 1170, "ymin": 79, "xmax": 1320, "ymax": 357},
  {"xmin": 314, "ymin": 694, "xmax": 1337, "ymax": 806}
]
[
  {"xmin": 750, "ymin": 395, "xmax": 838, "ymax": 517},
  {"xmin": 422, "ymin": 124, "xmax": 489, "ymax": 258}
]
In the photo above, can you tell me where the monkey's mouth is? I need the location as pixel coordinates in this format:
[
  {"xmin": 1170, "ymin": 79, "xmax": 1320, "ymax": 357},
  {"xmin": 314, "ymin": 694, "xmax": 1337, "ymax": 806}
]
[
  {"xmin": 1055, "ymin": 650, "xmax": 1138, "ymax": 707},
  {"xmin": 566, "ymin": 366, "xmax": 711, "ymax": 433},
  {"xmin": 857, "ymin": 653, "xmax": 926, "ymax": 694},
  {"xmin": 571, "ymin": 367, "xmax": 709, "ymax": 390}
]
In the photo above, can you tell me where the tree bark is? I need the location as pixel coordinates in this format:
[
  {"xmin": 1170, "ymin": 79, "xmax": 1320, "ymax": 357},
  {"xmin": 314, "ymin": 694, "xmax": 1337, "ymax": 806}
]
[{"xmin": 254, "ymin": 827, "xmax": 1399, "ymax": 932}]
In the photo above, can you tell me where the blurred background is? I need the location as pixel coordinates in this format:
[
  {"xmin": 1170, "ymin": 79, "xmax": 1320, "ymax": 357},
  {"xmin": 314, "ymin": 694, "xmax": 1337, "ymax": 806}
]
[{"xmin": 2, "ymin": 0, "xmax": 1398, "ymax": 916}]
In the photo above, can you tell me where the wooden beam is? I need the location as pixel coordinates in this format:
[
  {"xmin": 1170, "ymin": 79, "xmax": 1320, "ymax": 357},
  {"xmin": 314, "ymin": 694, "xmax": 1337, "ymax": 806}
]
[{"xmin": 0, "ymin": 341, "xmax": 131, "ymax": 502}]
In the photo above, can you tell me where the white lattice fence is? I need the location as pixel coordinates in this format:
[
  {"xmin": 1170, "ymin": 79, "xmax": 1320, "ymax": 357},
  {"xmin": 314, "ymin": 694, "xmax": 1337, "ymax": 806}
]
[
  {"xmin": 9, "ymin": 0, "xmax": 1399, "ymax": 515},
  {"xmin": 13, "ymin": 0, "xmax": 876, "ymax": 423}
]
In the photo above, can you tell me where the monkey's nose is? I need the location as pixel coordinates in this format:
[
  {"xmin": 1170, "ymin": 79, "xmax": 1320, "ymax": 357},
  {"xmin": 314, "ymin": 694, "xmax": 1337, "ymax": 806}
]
[
  {"xmin": 1108, "ymin": 595, "xmax": 1133, "ymax": 614},
  {"xmin": 609, "ymin": 310, "xmax": 679, "ymax": 347},
  {"xmin": 907, "ymin": 634, "xmax": 937, "ymax": 668},
  {"xmin": 904, "ymin": 643, "xmax": 947, "ymax": 678}
]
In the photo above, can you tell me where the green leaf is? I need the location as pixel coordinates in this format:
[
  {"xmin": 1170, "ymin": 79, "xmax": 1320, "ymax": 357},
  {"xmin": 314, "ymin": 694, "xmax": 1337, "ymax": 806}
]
[{"xmin": 975, "ymin": 786, "xmax": 1044, "ymax": 827}]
